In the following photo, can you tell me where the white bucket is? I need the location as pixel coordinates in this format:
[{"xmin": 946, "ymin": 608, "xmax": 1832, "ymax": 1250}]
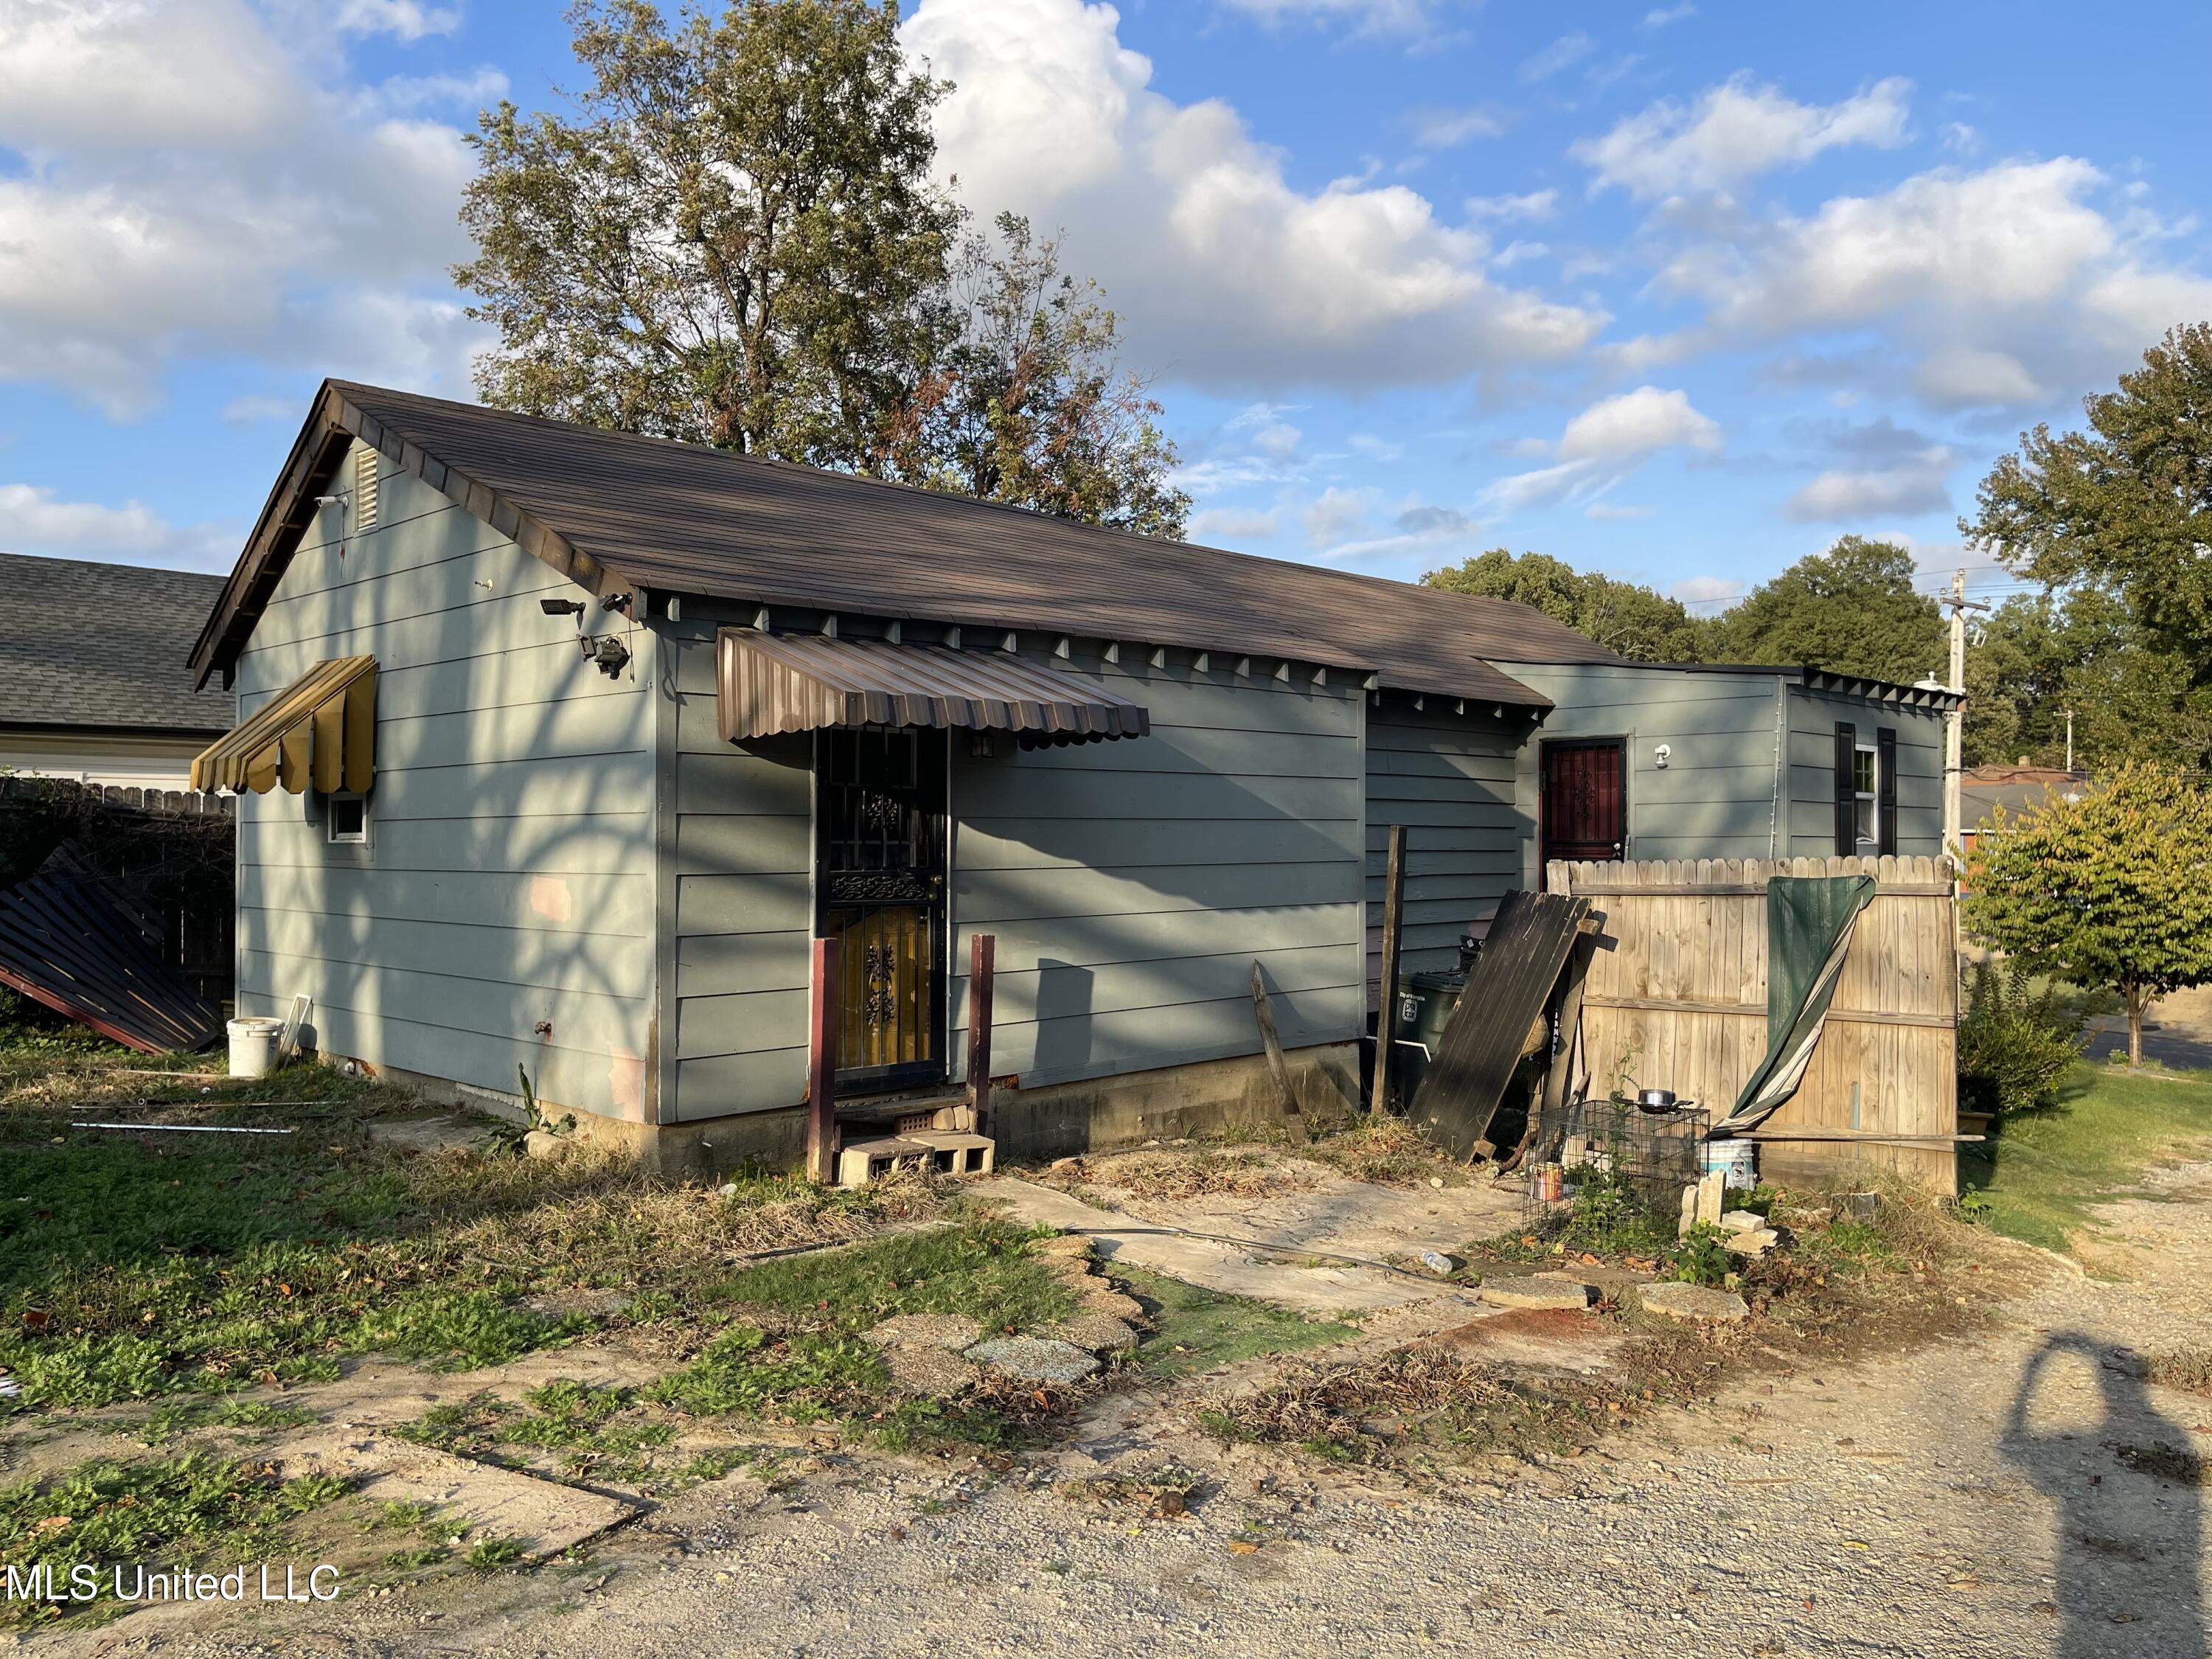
[
  {"xmin": 1700, "ymin": 1138, "xmax": 1759, "ymax": 1192},
  {"xmin": 227, "ymin": 1017, "xmax": 285, "ymax": 1079}
]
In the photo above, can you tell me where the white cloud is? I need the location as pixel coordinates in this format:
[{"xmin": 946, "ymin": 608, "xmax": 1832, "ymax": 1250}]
[
  {"xmin": 1488, "ymin": 386, "xmax": 1719, "ymax": 515},
  {"xmin": 1574, "ymin": 74, "xmax": 1911, "ymax": 199},
  {"xmin": 1557, "ymin": 386, "xmax": 1721, "ymax": 460},
  {"xmin": 1785, "ymin": 449, "xmax": 1955, "ymax": 524},
  {"xmin": 1644, "ymin": 3, "xmax": 1697, "ymax": 26},
  {"xmin": 333, "ymin": 0, "xmax": 459, "ymax": 40},
  {"xmin": 1466, "ymin": 189, "xmax": 1557, "ymax": 223},
  {"xmin": 1302, "ymin": 487, "xmax": 1376, "ymax": 549},
  {"xmin": 369, "ymin": 67, "xmax": 510, "ymax": 114},
  {"xmin": 221, "ymin": 394, "xmax": 299, "ymax": 425},
  {"xmin": 1189, "ymin": 507, "xmax": 1281, "ymax": 543},
  {"xmin": 1347, "ymin": 434, "xmax": 1405, "ymax": 462},
  {"xmin": 1409, "ymin": 105, "xmax": 1510, "ymax": 149},
  {"xmin": 1217, "ymin": 0, "xmax": 1447, "ymax": 30},
  {"xmin": 0, "ymin": 0, "xmax": 488, "ymax": 416},
  {"xmin": 1520, "ymin": 32, "xmax": 1593, "ymax": 83},
  {"xmin": 0, "ymin": 482, "xmax": 232, "ymax": 569},
  {"xmin": 1644, "ymin": 156, "xmax": 2212, "ymax": 409},
  {"xmin": 902, "ymin": 0, "xmax": 1604, "ymax": 391},
  {"xmin": 1585, "ymin": 502, "xmax": 1655, "ymax": 521},
  {"xmin": 1251, "ymin": 421, "xmax": 1302, "ymax": 460}
]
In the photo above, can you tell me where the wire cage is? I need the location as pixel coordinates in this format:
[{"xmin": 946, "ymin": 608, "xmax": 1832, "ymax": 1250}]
[{"xmin": 1520, "ymin": 1096, "xmax": 1710, "ymax": 1225}]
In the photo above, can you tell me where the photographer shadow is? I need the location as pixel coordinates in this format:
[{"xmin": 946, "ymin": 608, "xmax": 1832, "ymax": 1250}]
[{"xmin": 2003, "ymin": 1331, "xmax": 2205, "ymax": 1655}]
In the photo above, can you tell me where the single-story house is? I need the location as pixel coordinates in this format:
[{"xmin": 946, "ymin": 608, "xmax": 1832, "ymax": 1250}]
[
  {"xmin": 185, "ymin": 381, "xmax": 1956, "ymax": 1171},
  {"xmin": 0, "ymin": 554, "xmax": 232, "ymax": 790}
]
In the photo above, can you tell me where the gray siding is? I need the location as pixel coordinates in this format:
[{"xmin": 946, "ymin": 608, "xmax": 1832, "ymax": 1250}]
[
  {"xmin": 1499, "ymin": 663, "xmax": 1787, "ymax": 882},
  {"xmin": 1363, "ymin": 697, "xmax": 1520, "ymax": 986},
  {"xmin": 234, "ymin": 445, "xmax": 657, "ymax": 1120},
  {"xmin": 1785, "ymin": 685, "xmax": 1945, "ymax": 858},
  {"xmin": 655, "ymin": 625, "xmax": 1368, "ymax": 1118}
]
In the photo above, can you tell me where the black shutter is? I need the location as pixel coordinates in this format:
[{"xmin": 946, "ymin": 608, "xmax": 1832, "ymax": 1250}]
[
  {"xmin": 1833, "ymin": 721, "xmax": 1856, "ymax": 856},
  {"xmin": 1877, "ymin": 727, "xmax": 1899, "ymax": 855}
]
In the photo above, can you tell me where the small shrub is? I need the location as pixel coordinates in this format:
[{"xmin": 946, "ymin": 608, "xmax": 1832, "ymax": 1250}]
[
  {"xmin": 1666, "ymin": 1223, "xmax": 1732, "ymax": 1287},
  {"xmin": 1958, "ymin": 959, "xmax": 2088, "ymax": 1117}
]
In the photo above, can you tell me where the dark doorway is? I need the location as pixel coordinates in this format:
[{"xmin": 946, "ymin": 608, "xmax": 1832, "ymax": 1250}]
[
  {"xmin": 815, "ymin": 727, "xmax": 949, "ymax": 1093},
  {"xmin": 1540, "ymin": 739, "xmax": 1627, "ymax": 874}
]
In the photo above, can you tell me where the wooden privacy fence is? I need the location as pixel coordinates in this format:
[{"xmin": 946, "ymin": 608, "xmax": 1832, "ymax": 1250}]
[{"xmin": 1547, "ymin": 855, "xmax": 1958, "ymax": 1194}]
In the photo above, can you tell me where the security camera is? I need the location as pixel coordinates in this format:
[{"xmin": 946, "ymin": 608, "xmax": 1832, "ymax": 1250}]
[{"xmin": 540, "ymin": 598, "xmax": 586, "ymax": 618}]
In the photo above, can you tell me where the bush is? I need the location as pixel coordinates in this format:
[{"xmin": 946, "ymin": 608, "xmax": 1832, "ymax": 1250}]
[{"xmin": 1958, "ymin": 959, "xmax": 2088, "ymax": 1117}]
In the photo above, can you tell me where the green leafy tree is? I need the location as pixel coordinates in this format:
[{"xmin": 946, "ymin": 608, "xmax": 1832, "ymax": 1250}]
[
  {"xmin": 1422, "ymin": 549, "xmax": 1709, "ymax": 661},
  {"xmin": 456, "ymin": 0, "xmax": 961, "ymax": 466},
  {"xmin": 1967, "ymin": 324, "xmax": 2212, "ymax": 684},
  {"xmin": 1964, "ymin": 762, "xmax": 2212, "ymax": 1066},
  {"xmin": 876, "ymin": 215, "xmax": 1189, "ymax": 538},
  {"xmin": 1964, "ymin": 590, "xmax": 2212, "ymax": 771},
  {"xmin": 1706, "ymin": 536, "xmax": 1946, "ymax": 684},
  {"xmin": 455, "ymin": 1, "xmax": 1185, "ymax": 531}
]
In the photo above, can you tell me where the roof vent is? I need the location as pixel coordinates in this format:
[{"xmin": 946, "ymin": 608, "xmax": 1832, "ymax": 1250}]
[{"xmin": 353, "ymin": 445, "xmax": 379, "ymax": 531}]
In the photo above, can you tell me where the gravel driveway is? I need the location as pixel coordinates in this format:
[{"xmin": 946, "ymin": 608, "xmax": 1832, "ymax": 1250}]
[{"xmin": 55, "ymin": 1172, "xmax": 2212, "ymax": 1659}]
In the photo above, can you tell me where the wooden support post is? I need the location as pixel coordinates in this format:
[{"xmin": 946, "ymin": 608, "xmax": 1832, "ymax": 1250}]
[
  {"xmin": 805, "ymin": 937, "xmax": 840, "ymax": 1184},
  {"xmin": 1251, "ymin": 961, "xmax": 1298, "ymax": 1114},
  {"xmin": 1371, "ymin": 824, "xmax": 1408, "ymax": 1115},
  {"xmin": 967, "ymin": 932, "xmax": 995, "ymax": 1135}
]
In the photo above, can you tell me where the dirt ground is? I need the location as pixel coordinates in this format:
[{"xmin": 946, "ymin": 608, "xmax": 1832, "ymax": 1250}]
[{"xmin": 40, "ymin": 1156, "xmax": 2212, "ymax": 1659}]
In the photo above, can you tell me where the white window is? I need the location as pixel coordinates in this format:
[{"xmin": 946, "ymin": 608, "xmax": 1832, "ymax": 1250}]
[
  {"xmin": 1853, "ymin": 742, "xmax": 1879, "ymax": 849},
  {"xmin": 327, "ymin": 793, "xmax": 368, "ymax": 844}
]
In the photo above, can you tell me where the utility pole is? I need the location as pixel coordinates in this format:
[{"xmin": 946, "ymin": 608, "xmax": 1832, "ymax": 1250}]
[
  {"xmin": 1942, "ymin": 570, "xmax": 1989, "ymax": 869},
  {"xmin": 2065, "ymin": 707, "xmax": 2074, "ymax": 774}
]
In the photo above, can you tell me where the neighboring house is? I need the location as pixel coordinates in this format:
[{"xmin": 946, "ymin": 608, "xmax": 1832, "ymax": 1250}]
[
  {"xmin": 184, "ymin": 381, "xmax": 1958, "ymax": 1172},
  {"xmin": 0, "ymin": 554, "xmax": 231, "ymax": 789},
  {"xmin": 1496, "ymin": 659, "xmax": 1955, "ymax": 884},
  {"xmin": 1961, "ymin": 765, "xmax": 2087, "ymax": 855}
]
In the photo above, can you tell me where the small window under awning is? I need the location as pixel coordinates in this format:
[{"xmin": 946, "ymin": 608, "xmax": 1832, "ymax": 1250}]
[
  {"xmin": 190, "ymin": 655, "xmax": 376, "ymax": 795},
  {"xmin": 717, "ymin": 629, "xmax": 1150, "ymax": 747}
]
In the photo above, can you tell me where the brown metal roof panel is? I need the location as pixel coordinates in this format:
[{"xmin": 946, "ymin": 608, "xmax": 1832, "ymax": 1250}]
[{"xmin": 717, "ymin": 630, "xmax": 1149, "ymax": 746}]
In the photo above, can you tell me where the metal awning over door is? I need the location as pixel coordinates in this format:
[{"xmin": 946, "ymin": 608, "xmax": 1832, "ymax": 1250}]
[
  {"xmin": 190, "ymin": 655, "xmax": 376, "ymax": 794},
  {"xmin": 715, "ymin": 629, "xmax": 1149, "ymax": 746}
]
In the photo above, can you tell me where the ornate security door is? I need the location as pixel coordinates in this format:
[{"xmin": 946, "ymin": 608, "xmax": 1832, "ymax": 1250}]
[
  {"xmin": 815, "ymin": 728, "xmax": 950, "ymax": 1091},
  {"xmin": 1540, "ymin": 738, "xmax": 1627, "ymax": 874}
]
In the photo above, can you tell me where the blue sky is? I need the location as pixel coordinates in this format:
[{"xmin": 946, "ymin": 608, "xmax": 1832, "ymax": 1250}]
[{"xmin": 3, "ymin": 0, "xmax": 2208, "ymax": 624}]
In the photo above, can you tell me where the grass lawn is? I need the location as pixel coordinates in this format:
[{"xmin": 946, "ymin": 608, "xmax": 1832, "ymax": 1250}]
[
  {"xmin": 1107, "ymin": 1263, "xmax": 1354, "ymax": 1379},
  {"xmin": 1961, "ymin": 1060, "xmax": 2212, "ymax": 1253}
]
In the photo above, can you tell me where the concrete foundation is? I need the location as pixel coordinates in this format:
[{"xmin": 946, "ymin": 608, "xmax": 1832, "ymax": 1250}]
[{"xmin": 327, "ymin": 1041, "xmax": 1363, "ymax": 1183}]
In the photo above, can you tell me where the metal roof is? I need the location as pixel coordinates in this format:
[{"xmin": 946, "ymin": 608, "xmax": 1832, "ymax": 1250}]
[
  {"xmin": 717, "ymin": 630, "xmax": 1149, "ymax": 747},
  {"xmin": 190, "ymin": 656, "xmax": 376, "ymax": 795},
  {"xmin": 194, "ymin": 381, "xmax": 1624, "ymax": 705},
  {"xmin": 0, "ymin": 554, "xmax": 231, "ymax": 735}
]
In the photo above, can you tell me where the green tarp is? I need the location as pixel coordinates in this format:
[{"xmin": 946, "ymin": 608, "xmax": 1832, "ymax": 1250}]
[{"xmin": 1712, "ymin": 874, "xmax": 1877, "ymax": 1137}]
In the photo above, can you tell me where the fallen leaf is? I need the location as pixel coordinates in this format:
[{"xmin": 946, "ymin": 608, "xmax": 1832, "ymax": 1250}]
[
  {"xmin": 1842, "ymin": 1540, "xmax": 1869, "ymax": 1551},
  {"xmin": 32, "ymin": 1516, "xmax": 69, "ymax": 1534},
  {"xmin": 1228, "ymin": 1540, "xmax": 1259, "ymax": 1555}
]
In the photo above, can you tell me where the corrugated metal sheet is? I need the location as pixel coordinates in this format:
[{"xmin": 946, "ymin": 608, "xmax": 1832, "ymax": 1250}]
[
  {"xmin": 195, "ymin": 382, "xmax": 1624, "ymax": 702},
  {"xmin": 717, "ymin": 630, "xmax": 1148, "ymax": 746},
  {"xmin": 0, "ymin": 869, "xmax": 224, "ymax": 1053},
  {"xmin": 190, "ymin": 655, "xmax": 375, "ymax": 794}
]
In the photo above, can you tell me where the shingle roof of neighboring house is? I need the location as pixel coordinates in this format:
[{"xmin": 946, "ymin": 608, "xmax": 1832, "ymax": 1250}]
[
  {"xmin": 0, "ymin": 554, "xmax": 232, "ymax": 735},
  {"xmin": 194, "ymin": 381, "xmax": 1626, "ymax": 706},
  {"xmin": 1963, "ymin": 765, "xmax": 2088, "ymax": 830}
]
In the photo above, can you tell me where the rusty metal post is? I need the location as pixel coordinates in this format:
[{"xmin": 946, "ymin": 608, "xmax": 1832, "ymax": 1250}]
[
  {"xmin": 967, "ymin": 932, "xmax": 995, "ymax": 1135},
  {"xmin": 1371, "ymin": 824, "xmax": 1407, "ymax": 1114},
  {"xmin": 806, "ymin": 936, "xmax": 840, "ymax": 1183}
]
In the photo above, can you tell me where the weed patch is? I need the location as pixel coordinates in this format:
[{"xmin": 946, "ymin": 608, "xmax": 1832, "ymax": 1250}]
[
  {"xmin": 1304, "ymin": 1116, "xmax": 1469, "ymax": 1189},
  {"xmin": 0, "ymin": 1453, "xmax": 347, "ymax": 1629},
  {"xmin": 1109, "ymin": 1265, "xmax": 1354, "ymax": 1379}
]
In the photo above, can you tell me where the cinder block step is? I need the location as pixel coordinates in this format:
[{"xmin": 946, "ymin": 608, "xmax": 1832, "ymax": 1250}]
[{"xmin": 836, "ymin": 1132, "xmax": 998, "ymax": 1187}]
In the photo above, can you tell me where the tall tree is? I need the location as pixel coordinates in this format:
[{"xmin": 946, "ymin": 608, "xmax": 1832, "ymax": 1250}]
[
  {"xmin": 455, "ymin": 1, "xmax": 1187, "ymax": 532},
  {"xmin": 1422, "ymin": 549, "xmax": 1709, "ymax": 661},
  {"xmin": 456, "ymin": 0, "xmax": 961, "ymax": 468},
  {"xmin": 1964, "ymin": 590, "xmax": 2212, "ymax": 771},
  {"xmin": 1706, "ymin": 536, "xmax": 1946, "ymax": 684},
  {"xmin": 1965, "ymin": 762, "xmax": 2212, "ymax": 1066},
  {"xmin": 875, "ymin": 215, "xmax": 1190, "ymax": 538},
  {"xmin": 1967, "ymin": 323, "xmax": 2212, "ymax": 684}
]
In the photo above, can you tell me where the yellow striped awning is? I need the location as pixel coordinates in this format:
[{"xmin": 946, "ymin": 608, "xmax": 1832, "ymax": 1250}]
[{"xmin": 190, "ymin": 656, "xmax": 377, "ymax": 795}]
